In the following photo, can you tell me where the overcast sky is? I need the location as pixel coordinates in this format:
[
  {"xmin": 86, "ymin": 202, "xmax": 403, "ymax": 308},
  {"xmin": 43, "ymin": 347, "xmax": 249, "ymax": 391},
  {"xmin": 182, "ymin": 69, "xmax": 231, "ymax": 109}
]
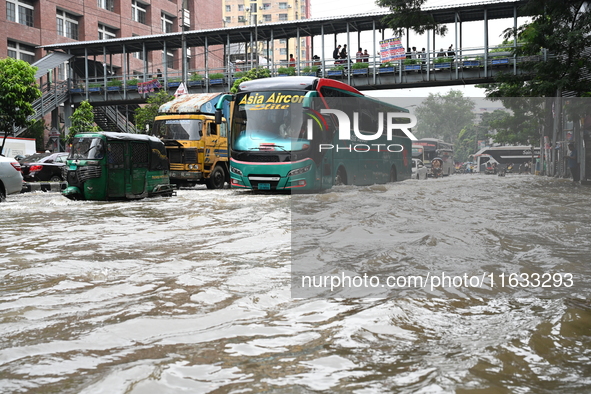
[{"xmin": 309, "ymin": 0, "xmax": 530, "ymax": 98}]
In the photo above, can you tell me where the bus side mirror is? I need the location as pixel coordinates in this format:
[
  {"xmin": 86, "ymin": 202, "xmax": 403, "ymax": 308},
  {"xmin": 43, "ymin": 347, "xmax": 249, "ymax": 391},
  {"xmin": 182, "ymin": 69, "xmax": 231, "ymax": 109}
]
[{"xmin": 214, "ymin": 93, "xmax": 233, "ymax": 124}]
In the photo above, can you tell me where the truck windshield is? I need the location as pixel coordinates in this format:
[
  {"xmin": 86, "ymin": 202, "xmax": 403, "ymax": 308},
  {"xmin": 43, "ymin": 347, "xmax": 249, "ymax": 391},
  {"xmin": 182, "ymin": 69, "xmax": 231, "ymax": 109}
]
[
  {"xmin": 152, "ymin": 119, "xmax": 202, "ymax": 140},
  {"xmin": 69, "ymin": 137, "xmax": 105, "ymax": 160},
  {"xmin": 231, "ymin": 90, "xmax": 306, "ymax": 151}
]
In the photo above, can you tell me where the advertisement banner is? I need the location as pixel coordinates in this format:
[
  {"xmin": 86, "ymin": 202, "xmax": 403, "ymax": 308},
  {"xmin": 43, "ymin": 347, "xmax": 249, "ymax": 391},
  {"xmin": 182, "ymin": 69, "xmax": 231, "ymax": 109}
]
[{"xmin": 379, "ymin": 37, "xmax": 405, "ymax": 63}]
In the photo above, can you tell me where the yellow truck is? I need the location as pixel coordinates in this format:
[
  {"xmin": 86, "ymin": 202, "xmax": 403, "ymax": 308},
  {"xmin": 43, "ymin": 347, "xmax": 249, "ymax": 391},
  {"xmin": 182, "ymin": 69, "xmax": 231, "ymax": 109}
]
[{"xmin": 152, "ymin": 93, "xmax": 229, "ymax": 189}]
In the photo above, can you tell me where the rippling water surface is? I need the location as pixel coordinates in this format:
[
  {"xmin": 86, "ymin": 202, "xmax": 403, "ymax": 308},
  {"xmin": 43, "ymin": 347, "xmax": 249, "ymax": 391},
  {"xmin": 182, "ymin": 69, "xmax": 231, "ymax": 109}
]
[{"xmin": 1, "ymin": 175, "xmax": 590, "ymax": 393}]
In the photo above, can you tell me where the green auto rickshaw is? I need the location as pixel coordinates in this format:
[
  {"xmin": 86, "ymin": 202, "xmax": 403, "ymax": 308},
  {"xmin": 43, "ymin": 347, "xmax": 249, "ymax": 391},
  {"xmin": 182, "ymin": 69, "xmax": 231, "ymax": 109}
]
[{"xmin": 62, "ymin": 132, "xmax": 175, "ymax": 201}]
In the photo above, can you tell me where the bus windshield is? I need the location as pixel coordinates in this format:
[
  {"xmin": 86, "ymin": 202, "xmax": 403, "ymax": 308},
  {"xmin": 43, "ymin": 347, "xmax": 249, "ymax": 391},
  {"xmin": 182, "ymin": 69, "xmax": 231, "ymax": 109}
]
[
  {"xmin": 69, "ymin": 137, "xmax": 105, "ymax": 160},
  {"xmin": 152, "ymin": 119, "xmax": 202, "ymax": 140},
  {"xmin": 231, "ymin": 90, "xmax": 307, "ymax": 151}
]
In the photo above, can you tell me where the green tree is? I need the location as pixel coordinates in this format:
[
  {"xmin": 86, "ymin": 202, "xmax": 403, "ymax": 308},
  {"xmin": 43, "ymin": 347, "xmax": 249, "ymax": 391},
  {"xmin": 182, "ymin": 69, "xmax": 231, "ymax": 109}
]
[
  {"xmin": 135, "ymin": 90, "xmax": 174, "ymax": 133},
  {"xmin": 480, "ymin": 1, "xmax": 591, "ymax": 97},
  {"xmin": 0, "ymin": 57, "xmax": 41, "ymax": 155},
  {"xmin": 454, "ymin": 109, "xmax": 512, "ymax": 162},
  {"xmin": 484, "ymin": 99, "xmax": 545, "ymax": 145},
  {"xmin": 230, "ymin": 67, "xmax": 271, "ymax": 94},
  {"xmin": 413, "ymin": 90, "xmax": 476, "ymax": 143},
  {"xmin": 455, "ymin": 124, "xmax": 480, "ymax": 163},
  {"xmin": 375, "ymin": 0, "xmax": 447, "ymax": 36},
  {"xmin": 19, "ymin": 119, "xmax": 48, "ymax": 152},
  {"xmin": 68, "ymin": 101, "xmax": 100, "ymax": 142}
]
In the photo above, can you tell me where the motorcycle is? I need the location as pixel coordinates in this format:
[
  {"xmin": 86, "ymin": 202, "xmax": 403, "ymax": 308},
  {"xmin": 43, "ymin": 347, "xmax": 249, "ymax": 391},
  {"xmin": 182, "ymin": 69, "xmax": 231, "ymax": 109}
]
[
  {"xmin": 431, "ymin": 157, "xmax": 444, "ymax": 178},
  {"xmin": 484, "ymin": 165, "xmax": 495, "ymax": 175}
]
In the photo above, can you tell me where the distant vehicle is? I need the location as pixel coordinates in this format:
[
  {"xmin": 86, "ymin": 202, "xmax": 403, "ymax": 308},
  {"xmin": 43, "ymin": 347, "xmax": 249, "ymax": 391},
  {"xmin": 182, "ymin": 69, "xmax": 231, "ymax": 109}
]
[
  {"xmin": 414, "ymin": 138, "xmax": 454, "ymax": 177},
  {"xmin": 412, "ymin": 159, "xmax": 428, "ymax": 180},
  {"xmin": 0, "ymin": 156, "xmax": 23, "ymax": 201},
  {"xmin": 0, "ymin": 136, "xmax": 36, "ymax": 158},
  {"xmin": 431, "ymin": 157, "xmax": 444, "ymax": 178},
  {"xmin": 473, "ymin": 146, "xmax": 539, "ymax": 172},
  {"xmin": 19, "ymin": 152, "xmax": 68, "ymax": 182}
]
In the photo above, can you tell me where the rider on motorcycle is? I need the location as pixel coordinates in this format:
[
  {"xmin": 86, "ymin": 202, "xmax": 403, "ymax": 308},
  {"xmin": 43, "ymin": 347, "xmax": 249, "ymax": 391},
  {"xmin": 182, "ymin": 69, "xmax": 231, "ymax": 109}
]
[{"xmin": 431, "ymin": 157, "xmax": 443, "ymax": 178}]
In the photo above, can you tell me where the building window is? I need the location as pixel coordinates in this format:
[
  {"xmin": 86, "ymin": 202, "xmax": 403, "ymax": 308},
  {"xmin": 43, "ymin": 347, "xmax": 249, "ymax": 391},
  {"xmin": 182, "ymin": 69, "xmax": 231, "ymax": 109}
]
[
  {"xmin": 97, "ymin": 0, "xmax": 114, "ymax": 12},
  {"xmin": 238, "ymin": 16, "xmax": 246, "ymax": 22},
  {"xmin": 279, "ymin": 38, "xmax": 287, "ymax": 44},
  {"xmin": 161, "ymin": 12, "xmax": 174, "ymax": 33},
  {"xmin": 6, "ymin": 0, "xmax": 34, "ymax": 27},
  {"xmin": 250, "ymin": 2, "xmax": 257, "ymax": 13},
  {"xmin": 132, "ymin": 0, "xmax": 147, "ymax": 24},
  {"xmin": 238, "ymin": 4, "xmax": 244, "ymax": 11},
  {"xmin": 279, "ymin": 48, "xmax": 287, "ymax": 55},
  {"xmin": 164, "ymin": 51, "xmax": 175, "ymax": 69},
  {"xmin": 225, "ymin": 5, "xmax": 231, "ymax": 12},
  {"xmin": 278, "ymin": 2, "xmax": 288, "ymax": 9},
  {"xmin": 261, "ymin": 3, "xmax": 270, "ymax": 10},
  {"xmin": 225, "ymin": 16, "xmax": 231, "ymax": 23},
  {"xmin": 56, "ymin": 10, "xmax": 79, "ymax": 40},
  {"xmin": 262, "ymin": 14, "xmax": 271, "ymax": 22},
  {"xmin": 278, "ymin": 13, "xmax": 288, "ymax": 21},
  {"xmin": 98, "ymin": 23, "xmax": 117, "ymax": 40},
  {"xmin": 7, "ymin": 41, "xmax": 36, "ymax": 64}
]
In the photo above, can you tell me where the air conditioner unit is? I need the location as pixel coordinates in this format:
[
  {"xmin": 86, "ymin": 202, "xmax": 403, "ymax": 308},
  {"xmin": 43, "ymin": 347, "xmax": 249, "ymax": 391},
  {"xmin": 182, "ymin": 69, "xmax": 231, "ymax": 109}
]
[{"xmin": 287, "ymin": 4, "xmax": 292, "ymax": 7}]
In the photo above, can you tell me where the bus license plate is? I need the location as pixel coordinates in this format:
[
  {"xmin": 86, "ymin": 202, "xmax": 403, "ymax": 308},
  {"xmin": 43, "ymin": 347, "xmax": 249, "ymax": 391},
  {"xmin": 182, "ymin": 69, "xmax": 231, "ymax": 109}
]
[{"xmin": 258, "ymin": 183, "xmax": 271, "ymax": 190}]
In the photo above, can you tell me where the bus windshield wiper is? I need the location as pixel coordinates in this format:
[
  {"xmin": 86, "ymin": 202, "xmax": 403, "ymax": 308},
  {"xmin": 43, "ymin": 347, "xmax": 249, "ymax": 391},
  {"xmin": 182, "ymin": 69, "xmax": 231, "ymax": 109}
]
[{"xmin": 249, "ymin": 144, "xmax": 287, "ymax": 152}]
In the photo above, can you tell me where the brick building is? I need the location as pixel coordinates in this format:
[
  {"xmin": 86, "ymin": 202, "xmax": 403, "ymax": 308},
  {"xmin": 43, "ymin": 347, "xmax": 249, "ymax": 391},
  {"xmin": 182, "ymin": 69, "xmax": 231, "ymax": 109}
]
[{"xmin": 1, "ymin": 0, "xmax": 224, "ymax": 80}]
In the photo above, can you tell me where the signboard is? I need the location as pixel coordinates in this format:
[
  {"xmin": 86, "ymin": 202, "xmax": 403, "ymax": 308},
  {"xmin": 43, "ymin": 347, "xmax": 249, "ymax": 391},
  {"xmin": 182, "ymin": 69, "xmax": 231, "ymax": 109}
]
[
  {"xmin": 174, "ymin": 82, "xmax": 188, "ymax": 97},
  {"xmin": 379, "ymin": 37, "xmax": 405, "ymax": 63}
]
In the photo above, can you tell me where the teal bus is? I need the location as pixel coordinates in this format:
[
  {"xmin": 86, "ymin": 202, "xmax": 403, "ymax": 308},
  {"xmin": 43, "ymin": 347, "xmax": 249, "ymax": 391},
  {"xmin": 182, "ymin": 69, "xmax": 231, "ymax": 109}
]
[{"xmin": 217, "ymin": 76, "xmax": 413, "ymax": 191}]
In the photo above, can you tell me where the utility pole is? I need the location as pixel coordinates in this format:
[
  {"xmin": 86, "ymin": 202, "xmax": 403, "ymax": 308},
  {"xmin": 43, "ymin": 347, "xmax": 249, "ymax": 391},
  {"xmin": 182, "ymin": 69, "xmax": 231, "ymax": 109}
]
[{"xmin": 180, "ymin": 6, "xmax": 188, "ymax": 85}]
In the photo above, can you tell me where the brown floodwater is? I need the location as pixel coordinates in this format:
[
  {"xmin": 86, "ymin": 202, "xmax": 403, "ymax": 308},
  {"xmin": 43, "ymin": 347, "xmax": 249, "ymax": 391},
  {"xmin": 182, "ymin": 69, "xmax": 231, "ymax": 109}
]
[{"xmin": 1, "ymin": 174, "xmax": 590, "ymax": 393}]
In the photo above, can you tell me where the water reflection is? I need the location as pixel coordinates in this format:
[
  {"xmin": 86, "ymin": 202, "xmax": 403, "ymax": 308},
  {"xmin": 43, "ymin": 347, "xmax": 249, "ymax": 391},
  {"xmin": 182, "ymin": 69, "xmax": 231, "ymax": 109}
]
[{"xmin": 0, "ymin": 176, "xmax": 590, "ymax": 392}]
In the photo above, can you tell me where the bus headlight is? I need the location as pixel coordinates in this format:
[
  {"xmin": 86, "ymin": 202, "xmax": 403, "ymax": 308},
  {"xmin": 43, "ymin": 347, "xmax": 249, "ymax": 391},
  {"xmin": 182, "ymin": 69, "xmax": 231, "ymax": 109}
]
[
  {"xmin": 230, "ymin": 166, "xmax": 243, "ymax": 176},
  {"xmin": 287, "ymin": 164, "xmax": 311, "ymax": 177}
]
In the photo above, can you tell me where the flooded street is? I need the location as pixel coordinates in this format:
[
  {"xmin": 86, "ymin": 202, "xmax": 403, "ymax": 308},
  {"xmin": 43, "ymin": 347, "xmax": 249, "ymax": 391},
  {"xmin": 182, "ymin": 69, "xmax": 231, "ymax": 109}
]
[{"xmin": 1, "ymin": 174, "xmax": 591, "ymax": 393}]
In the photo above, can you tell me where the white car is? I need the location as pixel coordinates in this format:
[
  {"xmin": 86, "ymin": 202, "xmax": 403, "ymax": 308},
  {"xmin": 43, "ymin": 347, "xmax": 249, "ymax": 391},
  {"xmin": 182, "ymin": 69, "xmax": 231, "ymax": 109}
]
[
  {"xmin": 412, "ymin": 158, "xmax": 428, "ymax": 180},
  {"xmin": 0, "ymin": 156, "xmax": 23, "ymax": 201}
]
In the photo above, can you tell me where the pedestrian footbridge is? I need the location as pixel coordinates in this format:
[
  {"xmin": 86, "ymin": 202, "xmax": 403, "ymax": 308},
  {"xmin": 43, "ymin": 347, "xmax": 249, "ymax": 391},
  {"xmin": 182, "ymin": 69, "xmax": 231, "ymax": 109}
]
[{"xmin": 19, "ymin": 0, "xmax": 537, "ymax": 136}]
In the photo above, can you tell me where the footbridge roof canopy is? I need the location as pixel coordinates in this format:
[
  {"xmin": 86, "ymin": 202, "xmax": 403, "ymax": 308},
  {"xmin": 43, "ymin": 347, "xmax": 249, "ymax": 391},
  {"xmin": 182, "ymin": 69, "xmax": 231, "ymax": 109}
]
[{"xmin": 40, "ymin": 0, "xmax": 529, "ymax": 57}]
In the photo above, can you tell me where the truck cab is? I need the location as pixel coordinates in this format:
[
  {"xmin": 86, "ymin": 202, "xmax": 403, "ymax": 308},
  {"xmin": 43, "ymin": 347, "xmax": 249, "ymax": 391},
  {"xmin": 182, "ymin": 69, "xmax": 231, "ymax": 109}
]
[{"xmin": 152, "ymin": 93, "xmax": 230, "ymax": 189}]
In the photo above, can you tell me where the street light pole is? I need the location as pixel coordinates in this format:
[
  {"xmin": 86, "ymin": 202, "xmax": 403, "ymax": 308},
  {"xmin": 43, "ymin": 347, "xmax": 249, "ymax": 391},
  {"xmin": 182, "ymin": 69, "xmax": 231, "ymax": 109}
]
[{"xmin": 180, "ymin": 7, "xmax": 187, "ymax": 85}]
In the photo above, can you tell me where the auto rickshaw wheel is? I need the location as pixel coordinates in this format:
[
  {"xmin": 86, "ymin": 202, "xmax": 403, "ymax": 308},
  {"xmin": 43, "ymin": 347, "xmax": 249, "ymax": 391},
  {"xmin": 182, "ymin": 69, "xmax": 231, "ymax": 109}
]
[{"xmin": 206, "ymin": 166, "xmax": 226, "ymax": 189}]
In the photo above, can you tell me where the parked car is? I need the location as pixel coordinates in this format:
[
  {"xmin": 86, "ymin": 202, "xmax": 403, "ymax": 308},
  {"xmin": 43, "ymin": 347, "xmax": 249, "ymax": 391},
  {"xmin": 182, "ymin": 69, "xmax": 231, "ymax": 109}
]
[
  {"xmin": 19, "ymin": 152, "xmax": 69, "ymax": 182},
  {"xmin": 412, "ymin": 158, "xmax": 428, "ymax": 180},
  {"xmin": 0, "ymin": 156, "xmax": 23, "ymax": 201}
]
